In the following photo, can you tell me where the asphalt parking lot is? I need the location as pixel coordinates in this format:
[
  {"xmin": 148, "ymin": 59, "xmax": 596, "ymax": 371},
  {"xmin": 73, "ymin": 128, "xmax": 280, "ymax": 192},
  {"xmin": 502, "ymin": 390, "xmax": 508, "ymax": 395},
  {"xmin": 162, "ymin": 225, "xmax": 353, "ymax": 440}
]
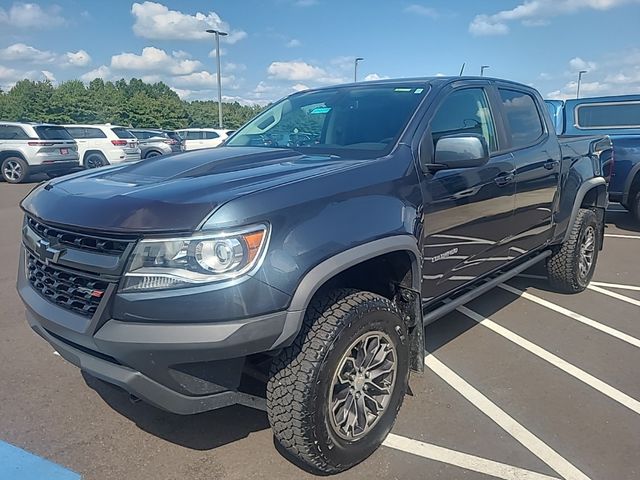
[{"xmin": 1, "ymin": 180, "xmax": 638, "ymax": 480}]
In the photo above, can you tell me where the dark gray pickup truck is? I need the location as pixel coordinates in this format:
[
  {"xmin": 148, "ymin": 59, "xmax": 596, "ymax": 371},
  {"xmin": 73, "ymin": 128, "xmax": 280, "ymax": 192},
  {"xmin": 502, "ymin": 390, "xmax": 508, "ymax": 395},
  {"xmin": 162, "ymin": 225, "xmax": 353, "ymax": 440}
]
[{"xmin": 18, "ymin": 77, "xmax": 611, "ymax": 474}]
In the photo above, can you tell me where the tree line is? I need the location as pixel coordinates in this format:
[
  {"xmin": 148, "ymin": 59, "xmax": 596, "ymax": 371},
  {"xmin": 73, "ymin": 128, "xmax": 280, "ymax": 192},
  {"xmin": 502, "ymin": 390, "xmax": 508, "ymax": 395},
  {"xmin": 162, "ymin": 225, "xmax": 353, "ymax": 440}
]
[{"xmin": 0, "ymin": 78, "xmax": 265, "ymax": 130}]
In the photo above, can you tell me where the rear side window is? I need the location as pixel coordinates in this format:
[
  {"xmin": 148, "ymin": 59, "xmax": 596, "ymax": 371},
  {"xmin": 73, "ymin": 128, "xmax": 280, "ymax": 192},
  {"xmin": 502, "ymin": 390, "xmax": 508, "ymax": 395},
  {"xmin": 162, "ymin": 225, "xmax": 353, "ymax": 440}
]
[
  {"xmin": 0, "ymin": 125, "xmax": 29, "ymax": 140},
  {"xmin": 184, "ymin": 131, "xmax": 202, "ymax": 140},
  {"xmin": 65, "ymin": 127, "xmax": 85, "ymax": 139},
  {"xmin": 85, "ymin": 128, "xmax": 107, "ymax": 138},
  {"xmin": 204, "ymin": 131, "xmax": 220, "ymax": 139},
  {"xmin": 111, "ymin": 128, "xmax": 135, "ymax": 139},
  {"xmin": 431, "ymin": 88, "xmax": 498, "ymax": 152},
  {"xmin": 34, "ymin": 126, "xmax": 73, "ymax": 140},
  {"xmin": 499, "ymin": 89, "xmax": 544, "ymax": 149},
  {"xmin": 576, "ymin": 102, "xmax": 640, "ymax": 129}
]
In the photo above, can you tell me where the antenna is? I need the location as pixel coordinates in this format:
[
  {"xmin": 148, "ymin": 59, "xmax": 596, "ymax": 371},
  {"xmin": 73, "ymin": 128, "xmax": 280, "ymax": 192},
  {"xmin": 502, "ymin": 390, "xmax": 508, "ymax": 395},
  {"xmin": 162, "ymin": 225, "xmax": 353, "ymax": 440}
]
[{"xmin": 459, "ymin": 63, "xmax": 466, "ymax": 76}]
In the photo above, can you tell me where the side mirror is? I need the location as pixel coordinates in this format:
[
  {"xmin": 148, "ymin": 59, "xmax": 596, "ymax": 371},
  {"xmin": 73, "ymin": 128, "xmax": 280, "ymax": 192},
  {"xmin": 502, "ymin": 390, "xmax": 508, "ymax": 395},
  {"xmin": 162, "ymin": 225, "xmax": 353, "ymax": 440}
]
[{"xmin": 433, "ymin": 134, "xmax": 489, "ymax": 170}]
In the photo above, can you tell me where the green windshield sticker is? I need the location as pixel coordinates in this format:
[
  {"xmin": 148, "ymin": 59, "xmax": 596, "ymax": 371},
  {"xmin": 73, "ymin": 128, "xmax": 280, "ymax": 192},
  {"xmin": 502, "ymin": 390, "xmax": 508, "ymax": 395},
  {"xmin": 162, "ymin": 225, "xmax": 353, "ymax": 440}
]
[
  {"xmin": 414, "ymin": 88, "xmax": 424, "ymax": 94},
  {"xmin": 394, "ymin": 88, "xmax": 412, "ymax": 92},
  {"xmin": 310, "ymin": 106, "xmax": 331, "ymax": 114}
]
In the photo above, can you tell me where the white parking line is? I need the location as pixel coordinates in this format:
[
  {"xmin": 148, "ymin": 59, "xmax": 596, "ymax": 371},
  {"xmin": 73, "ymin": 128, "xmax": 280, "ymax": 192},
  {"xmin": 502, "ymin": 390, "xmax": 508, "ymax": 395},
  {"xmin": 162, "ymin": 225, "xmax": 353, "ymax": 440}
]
[
  {"xmin": 587, "ymin": 285, "xmax": 640, "ymax": 307},
  {"xmin": 590, "ymin": 281, "xmax": 640, "ymax": 292},
  {"xmin": 457, "ymin": 305, "xmax": 640, "ymax": 416},
  {"xmin": 383, "ymin": 433, "xmax": 560, "ymax": 480},
  {"xmin": 498, "ymin": 284, "xmax": 640, "ymax": 349},
  {"xmin": 604, "ymin": 234, "xmax": 640, "ymax": 239},
  {"xmin": 425, "ymin": 354, "xmax": 590, "ymax": 480}
]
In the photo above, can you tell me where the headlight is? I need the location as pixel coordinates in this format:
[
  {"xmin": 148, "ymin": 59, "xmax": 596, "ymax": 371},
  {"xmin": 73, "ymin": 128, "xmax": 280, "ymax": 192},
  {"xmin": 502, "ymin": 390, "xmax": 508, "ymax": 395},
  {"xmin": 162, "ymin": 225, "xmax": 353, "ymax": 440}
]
[{"xmin": 121, "ymin": 224, "xmax": 269, "ymax": 292}]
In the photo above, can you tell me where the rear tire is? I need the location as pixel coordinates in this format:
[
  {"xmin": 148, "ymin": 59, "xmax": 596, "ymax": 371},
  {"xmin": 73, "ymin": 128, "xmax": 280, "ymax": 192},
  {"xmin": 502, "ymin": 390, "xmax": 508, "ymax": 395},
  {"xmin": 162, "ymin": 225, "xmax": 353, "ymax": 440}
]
[
  {"xmin": 267, "ymin": 289, "xmax": 409, "ymax": 474},
  {"xmin": 630, "ymin": 191, "xmax": 640, "ymax": 223},
  {"xmin": 84, "ymin": 152, "xmax": 107, "ymax": 169},
  {"xmin": 1, "ymin": 156, "xmax": 29, "ymax": 183},
  {"xmin": 546, "ymin": 208, "xmax": 600, "ymax": 293},
  {"xmin": 144, "ymin": 150, "xmax": 162, "ymax": 159}
]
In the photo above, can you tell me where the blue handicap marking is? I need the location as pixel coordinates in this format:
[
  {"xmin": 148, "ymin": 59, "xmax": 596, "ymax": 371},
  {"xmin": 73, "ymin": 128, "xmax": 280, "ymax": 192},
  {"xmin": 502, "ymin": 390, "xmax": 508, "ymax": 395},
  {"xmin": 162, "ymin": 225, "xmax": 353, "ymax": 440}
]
[{"xmin": 0, "ymin": 441, "xmax": 81, "ymax": 480}]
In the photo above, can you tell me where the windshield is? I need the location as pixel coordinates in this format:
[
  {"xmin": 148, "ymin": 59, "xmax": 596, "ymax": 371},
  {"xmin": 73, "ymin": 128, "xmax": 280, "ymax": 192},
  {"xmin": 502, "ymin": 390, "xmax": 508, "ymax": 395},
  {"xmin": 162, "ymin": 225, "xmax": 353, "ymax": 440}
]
[
  {"xmin": 34, "ymin": 126, "xmax": 73, "ymax": 140},
  {"xmin": 226, "ymin": 84, "xmax": 427, "ymax": 158}
]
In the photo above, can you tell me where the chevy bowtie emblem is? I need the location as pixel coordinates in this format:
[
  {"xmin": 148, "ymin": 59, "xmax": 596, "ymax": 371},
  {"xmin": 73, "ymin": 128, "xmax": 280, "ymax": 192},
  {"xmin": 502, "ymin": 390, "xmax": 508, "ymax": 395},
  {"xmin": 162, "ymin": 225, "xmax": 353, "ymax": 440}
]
[{"xmin": 37, "ymin": 239, "xmax": 65, "ymax": 264}]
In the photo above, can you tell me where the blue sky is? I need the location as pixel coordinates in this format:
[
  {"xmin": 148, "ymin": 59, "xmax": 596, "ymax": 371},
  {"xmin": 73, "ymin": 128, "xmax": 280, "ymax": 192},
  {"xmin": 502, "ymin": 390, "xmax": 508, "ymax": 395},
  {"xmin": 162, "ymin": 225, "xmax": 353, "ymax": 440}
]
[{"xmin": 1, "ymin": 0, "xmax": 640, "ymax": 104}]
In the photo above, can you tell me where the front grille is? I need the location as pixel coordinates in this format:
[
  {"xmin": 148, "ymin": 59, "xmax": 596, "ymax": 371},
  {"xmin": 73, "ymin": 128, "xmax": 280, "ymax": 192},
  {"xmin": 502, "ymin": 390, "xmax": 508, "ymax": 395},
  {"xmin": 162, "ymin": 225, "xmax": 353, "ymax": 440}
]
[
  {"xmin": 27, "ymin": 253, "xmax": 109, "ymax": 317},
  {"xmin": 26, "ymin": 216, "xmax": 132, "ymax": 255}
]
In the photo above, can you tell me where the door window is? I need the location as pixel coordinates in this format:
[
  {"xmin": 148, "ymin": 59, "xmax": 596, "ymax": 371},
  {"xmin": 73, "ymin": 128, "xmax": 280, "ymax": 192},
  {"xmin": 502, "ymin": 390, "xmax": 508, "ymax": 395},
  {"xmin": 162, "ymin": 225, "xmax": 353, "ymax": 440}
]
[
  {"xmin": 0, "ymin": 125, "xmax": 29, "ymax": 140},
  {"xmin": 84, "ymin": 128, "xmax": 107, "ymax": 138},
  {"xmin": 185, "ymin": 131, "xmax": 202, "ymax": 140},
  {"xmin": 431, "ymin": 88, "xmax": 498, "ymax": 152},
  {"xmin": 498, "ymin": 89, "xmax": 544, "ymax": 148},
  {"xmin": 204, "ymin": 131, "xmax": 220, "ymax": 139}
]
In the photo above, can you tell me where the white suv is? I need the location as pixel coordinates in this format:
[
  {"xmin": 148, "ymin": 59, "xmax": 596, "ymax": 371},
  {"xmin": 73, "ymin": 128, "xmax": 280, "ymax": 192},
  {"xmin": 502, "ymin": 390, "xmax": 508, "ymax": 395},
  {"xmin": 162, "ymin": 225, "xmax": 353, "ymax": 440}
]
[
  {"xmin": 0, "ymin": 122, "xmax": 79, "ymax": 183},
  {"xmin": 176, "ymin": 128, "xmax": 228, "ymax": 151},
  {"xmin": 64, "ymin": 124, "xmax": 141, "ymax": 168}
]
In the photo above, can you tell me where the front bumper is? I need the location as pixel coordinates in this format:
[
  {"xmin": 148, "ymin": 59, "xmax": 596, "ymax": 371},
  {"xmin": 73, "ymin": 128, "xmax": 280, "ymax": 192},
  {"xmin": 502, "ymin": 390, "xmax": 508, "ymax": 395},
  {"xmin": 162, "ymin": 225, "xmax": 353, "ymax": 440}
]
[{"xmin": 17, "ymin": 245, "xmax": 289, "ymax": 414}]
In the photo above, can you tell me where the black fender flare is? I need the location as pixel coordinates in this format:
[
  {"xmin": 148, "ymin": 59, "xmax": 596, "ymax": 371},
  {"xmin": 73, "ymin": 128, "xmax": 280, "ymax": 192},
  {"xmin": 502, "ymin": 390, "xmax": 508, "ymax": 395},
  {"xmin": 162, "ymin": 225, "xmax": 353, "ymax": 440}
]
[
  {"xmin": 270, "ymin": 235, "xmax": 422, "ymax": 349},
  {"xmin": 562, "ymin": 177, "xmax": 607, "ymax": 244},
  {"xmin": 622, "ymin": 162, "xmax": 640, "ymax": 205}
]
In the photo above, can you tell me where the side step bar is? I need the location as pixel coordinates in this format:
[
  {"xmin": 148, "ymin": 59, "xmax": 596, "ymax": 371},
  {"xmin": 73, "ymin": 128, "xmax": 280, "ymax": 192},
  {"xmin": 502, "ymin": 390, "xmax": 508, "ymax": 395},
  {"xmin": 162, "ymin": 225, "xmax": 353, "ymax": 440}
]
[{"xmin": 422, "ymin": 250, "xmax": 552, "ymax": 326}]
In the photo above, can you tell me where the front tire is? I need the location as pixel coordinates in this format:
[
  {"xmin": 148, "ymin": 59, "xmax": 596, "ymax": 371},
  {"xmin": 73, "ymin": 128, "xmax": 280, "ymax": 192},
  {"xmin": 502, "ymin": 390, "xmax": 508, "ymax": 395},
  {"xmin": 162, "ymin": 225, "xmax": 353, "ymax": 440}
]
[
  {"xmin": 546, "ymin": 208, "xmax": 600, "ymax": 293},
  {"xmin": 1, "ymin": 156, "xmax": 29, "ymax": 183},
  {"xmin": 267, "ymin": 289, "xmax": 409, "ymax": 474}
]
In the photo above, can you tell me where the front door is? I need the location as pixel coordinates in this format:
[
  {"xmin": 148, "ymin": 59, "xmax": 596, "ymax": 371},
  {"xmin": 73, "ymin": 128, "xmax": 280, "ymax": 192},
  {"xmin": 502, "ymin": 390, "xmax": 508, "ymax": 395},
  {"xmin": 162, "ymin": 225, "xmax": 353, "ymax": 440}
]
[{"xmin": 421, "ymin": 86, "xmax": 516, "ymax": 302}]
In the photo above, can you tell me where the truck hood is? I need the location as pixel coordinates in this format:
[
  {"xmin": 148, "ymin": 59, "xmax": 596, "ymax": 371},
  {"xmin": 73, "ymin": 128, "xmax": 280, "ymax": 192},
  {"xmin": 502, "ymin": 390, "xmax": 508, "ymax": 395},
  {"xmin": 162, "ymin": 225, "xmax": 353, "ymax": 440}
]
[{"xmin": 21, "ymin": 147, "xmax": 362, "ymax": 234}]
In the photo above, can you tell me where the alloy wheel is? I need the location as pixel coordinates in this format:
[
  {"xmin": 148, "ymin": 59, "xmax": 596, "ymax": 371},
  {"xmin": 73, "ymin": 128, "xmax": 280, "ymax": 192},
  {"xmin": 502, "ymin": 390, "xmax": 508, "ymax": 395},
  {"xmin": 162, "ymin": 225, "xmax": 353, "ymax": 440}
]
[
  {"xmin": 329, "ymin": 331, "xmax": 397, "ymax": 440},
  {"xmin": 3, "ymin": 160, "xmax": 22, "ymax": 181}
]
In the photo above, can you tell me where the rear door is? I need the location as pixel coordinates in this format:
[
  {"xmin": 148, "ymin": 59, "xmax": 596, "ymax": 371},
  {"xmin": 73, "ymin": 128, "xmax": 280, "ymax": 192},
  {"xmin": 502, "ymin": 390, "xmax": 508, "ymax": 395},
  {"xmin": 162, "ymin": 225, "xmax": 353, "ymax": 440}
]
[
  {"xmin": 496, "ymin": 86, "xmax": 561, "ymax": 256},
  {"xmin": 421, "ymin": 84, "xmax": 516, "ymax": 301},
  {"xmin": 65, "ymin": 127, "xmax": 89, "ymax": 160},
  {"xmin": 203, "ymin": 130, "xmax": 221, "ymax": 148}
]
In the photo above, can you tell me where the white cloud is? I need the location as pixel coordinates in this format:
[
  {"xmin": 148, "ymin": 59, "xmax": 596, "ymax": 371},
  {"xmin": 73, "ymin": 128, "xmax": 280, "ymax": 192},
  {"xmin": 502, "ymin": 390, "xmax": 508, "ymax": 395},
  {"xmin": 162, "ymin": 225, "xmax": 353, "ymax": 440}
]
[
  {"xmin": 41, "ymin": 70, "xmax": 56, "ymax": 83},
  {"xmin": 224, "ymin": 62, "xmax": 246, "ymax": 73},
  {"xmin": 0, "ymin": 44, "xmax": 92, "ymax": 69},
  {"xmin": 568, "ymin": 57, "xmax": 597, "ymax": 72},
  {"xmin": 172, "ymin": 50, "xmax": 191, "ymax": 59},
  {"xmin": 0, "ymin": 43, "xmax": 56, "ymax": 63},
  {"xmin": 131, "ymin": 2, "xmax": 246, "ymax": 43},
  {"xmin": 65, "ymin": 50, "xmax": 91, "ymax": 67},
  {"xmin": 171, "ymin": 70, "xmax": 238, "ymax": 89},
  {"xmin": 80, "ymin": 65, "xmax": 112, "ymax": 82},
  {"xmin": 111, "ymin": 47, "xmax": 202, "ymax": 75},
  {"xmin": 293, "ymin": 0, "xmax": 318, "ymax": 6},
  {"xmin": 286, "ymin": 39, "xmax": 302, "ymax": 48},
  {"xmin": 267, "ymin": 61, "xmax": 326, "ymax": 81},
  {"xmin": 363, "ymin": 73, "xmax": 389, "ymax": 81},
  {"xmin": 291, "ymin": 83, "xmax": 309, "ymax": 92},
  {"xmin": 0, "ymin": 65, "xmax": 19, "ymax": 81},
  {"xmin": 470, "ymin": 0, "xmax": 639, "ymax": 36},
  {"xmin": 403, "ymin": 4, "xmax": 439, "ymax": 17},
  {"xmin": 0, "ymin": 2, "xmax": 65, "ymax": 29}
]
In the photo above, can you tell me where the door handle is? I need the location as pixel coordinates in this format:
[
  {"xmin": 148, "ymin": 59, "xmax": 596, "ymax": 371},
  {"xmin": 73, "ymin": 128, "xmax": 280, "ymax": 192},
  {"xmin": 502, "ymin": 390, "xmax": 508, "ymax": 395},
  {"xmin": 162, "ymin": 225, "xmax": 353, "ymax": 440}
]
[
  {"xmin": 494, "ymin": 172, "xmax": 515, "ymax": 187},
  {"xmin": 544, "ymin": 159, "xmax": 560, "ymax": 170}
]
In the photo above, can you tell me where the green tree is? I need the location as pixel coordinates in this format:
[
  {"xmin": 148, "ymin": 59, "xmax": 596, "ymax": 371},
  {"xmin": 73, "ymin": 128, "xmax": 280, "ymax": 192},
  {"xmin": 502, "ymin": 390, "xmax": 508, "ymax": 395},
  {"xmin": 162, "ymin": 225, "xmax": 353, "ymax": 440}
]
[{"xmin": 0, "ymin": 77, "xmax": 264, "ymax": 128}]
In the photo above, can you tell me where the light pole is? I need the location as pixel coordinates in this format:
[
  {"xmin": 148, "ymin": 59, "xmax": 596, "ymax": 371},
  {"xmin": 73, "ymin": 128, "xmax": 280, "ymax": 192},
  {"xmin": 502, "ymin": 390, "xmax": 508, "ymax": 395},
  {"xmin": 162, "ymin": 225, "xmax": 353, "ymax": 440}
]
[
  {"xmin": 354, "ymin": 57, "xmax": 364, "ymax": 82},
  {"xmin": 206, "ymin": 29, "xmax": 228, "ymax": 128},
  {"xmin": 576, "ymin": 70, "xmax": 587, "ymax": 99},
  {"xmin": 480, "ymin": 65, "xmax": 490, "ymax": 77}
]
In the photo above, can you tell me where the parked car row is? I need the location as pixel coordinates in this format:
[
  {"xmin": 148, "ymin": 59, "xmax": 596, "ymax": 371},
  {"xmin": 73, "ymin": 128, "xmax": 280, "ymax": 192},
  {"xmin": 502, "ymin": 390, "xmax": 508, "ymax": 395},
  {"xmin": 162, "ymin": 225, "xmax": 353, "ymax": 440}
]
[{"xmin": 0, "ymin": 123, "xmax": 232, "ymax": 183}]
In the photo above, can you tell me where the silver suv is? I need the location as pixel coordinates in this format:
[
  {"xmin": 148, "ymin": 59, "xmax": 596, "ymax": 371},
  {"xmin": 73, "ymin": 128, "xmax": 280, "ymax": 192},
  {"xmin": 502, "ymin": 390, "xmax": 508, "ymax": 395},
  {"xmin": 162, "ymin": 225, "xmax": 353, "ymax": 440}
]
[{"xmin": 0, "ymin": 122, "xmax": 79, "ymax": 183}]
